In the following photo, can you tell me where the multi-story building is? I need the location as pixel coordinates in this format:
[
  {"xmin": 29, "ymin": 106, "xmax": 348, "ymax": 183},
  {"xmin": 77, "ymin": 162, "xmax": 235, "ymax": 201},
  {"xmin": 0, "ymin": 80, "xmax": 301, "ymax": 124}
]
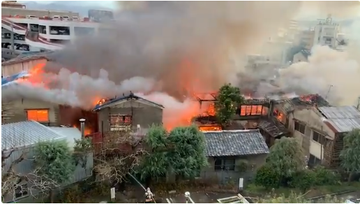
[
  {"xmin": 313, "ymin": 15, "xmax": 341, "ymax": 49},
  {"xmin": 1, "ymin": 1, "xmax": 114, "ymax": 52}
]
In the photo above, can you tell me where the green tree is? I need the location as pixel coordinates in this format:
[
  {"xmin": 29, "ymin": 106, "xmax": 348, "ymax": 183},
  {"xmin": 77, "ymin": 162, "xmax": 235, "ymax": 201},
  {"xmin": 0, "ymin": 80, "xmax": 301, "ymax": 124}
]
[
  {"xmin": 167, "ymin": 125, "xmax": 208, "ymax": 179},
  {"xmin": 340, "ymin": 128, "xmax": 360, "ymax": 181},
  {"xmin": 34, "ymin": 140, "xmax": 75, "ymax": 202},
  {"xmin": 289, "ymin": 169, "xmax": 315, "ymax": 192},
  {"xmin": 255, "ymin": 165, "xmax": 281, "ymax": 189},
  {"xmin": 215, "ymin": 83, "xmax": 244, "ymax": 127},
  {"xmin": 138, "ymin": 125, "xmax": 169, "ymax": 182},
  {"xmin": 265, "ymin": 137, "xmax": 305, "ymax": 182}
]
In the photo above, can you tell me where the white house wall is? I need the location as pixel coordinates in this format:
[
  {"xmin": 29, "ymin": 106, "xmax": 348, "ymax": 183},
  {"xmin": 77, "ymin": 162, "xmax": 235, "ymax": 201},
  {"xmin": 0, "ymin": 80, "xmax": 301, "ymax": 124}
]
[
  {"xmin": 288, "ymin": 107, "xmax": 335, "ymax": 158},
  {"xmin": 309, "ymin": 140, "xmax": 324, "ymax": 160}
]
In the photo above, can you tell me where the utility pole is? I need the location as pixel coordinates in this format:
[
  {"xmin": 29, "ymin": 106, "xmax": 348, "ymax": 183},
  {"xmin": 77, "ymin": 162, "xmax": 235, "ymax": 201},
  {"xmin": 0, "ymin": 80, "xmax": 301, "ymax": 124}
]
[
  {"xmin": 325, "ymin": 85, "xmax": 333, "ymax": 100},
  {"xmin": 356, "ymin": 96, "xmax": 360, "ymax": 110}
]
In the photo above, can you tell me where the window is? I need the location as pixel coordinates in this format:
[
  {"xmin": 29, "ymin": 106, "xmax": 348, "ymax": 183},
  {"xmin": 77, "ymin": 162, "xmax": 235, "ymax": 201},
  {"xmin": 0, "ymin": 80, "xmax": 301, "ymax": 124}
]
[
  {"xmin": 39, "ymin": 25, "xmax": 46, "ymax": 34},
  {"xmin": 308, "ymin": 154, "xmax": 321, "ymax": 168},
  {"xmin": 294, "ymin": 121, "xmax": 305, "ymax": 134},
  {"xmin": 214, "ymin": 157, "xmax": 235, "ymax": 171},
  {"xmin": 49, "ymin": 26, "xmax": 70, "ymax": 35},
  {"xmin": 26, "ymin": 109, "xmax": 49, "ymax": 122},
  {"xmin": 240, "ymin": 105, "xmax": 265, "ymax": 116},
  {"xmin": 15, "ymin": 183, "xmax": 29, "ymax": 199},
  {"xmin": 312, "ymin": 131, "xmax": 325, "ymax": 144},
  {"xmin": 109, "ymin": 114, "xmax": 132, "ymax": 131}
]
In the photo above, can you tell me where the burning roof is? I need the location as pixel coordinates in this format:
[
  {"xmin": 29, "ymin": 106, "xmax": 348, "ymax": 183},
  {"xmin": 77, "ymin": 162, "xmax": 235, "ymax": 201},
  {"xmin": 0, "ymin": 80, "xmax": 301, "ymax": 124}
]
[
  {"xmin": 275, "ymin": 94, "xmax": 331, "ymax": 113},
  {"xmin": 258, "ymin": 117, "xmax": 289, "ymax": 138},
  {"xmin": 93, "ymin": 92, "xmax": 164, "ymax": 111}
]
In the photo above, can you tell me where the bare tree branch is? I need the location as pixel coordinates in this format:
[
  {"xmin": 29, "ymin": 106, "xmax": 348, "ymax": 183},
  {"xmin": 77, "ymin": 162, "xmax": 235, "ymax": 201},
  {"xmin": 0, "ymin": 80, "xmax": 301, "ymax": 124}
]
[
  {"xmin": 93, "ymin": 130, "xmax": 147, "ymax": 184},
  {"xmin": 2, "ymin": 148, "xmax": 28, "ymax": 201}
]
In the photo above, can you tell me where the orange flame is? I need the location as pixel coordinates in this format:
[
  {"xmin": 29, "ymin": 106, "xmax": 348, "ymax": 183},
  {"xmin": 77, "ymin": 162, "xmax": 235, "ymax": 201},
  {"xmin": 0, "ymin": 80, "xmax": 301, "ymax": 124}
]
[
  {"xmin": 16, "ymin": 62, "xmax": 50, "ymax": 88},
  {"xmin": 73, "ymin": 124, "xmax": 92, "ymax": 136}
]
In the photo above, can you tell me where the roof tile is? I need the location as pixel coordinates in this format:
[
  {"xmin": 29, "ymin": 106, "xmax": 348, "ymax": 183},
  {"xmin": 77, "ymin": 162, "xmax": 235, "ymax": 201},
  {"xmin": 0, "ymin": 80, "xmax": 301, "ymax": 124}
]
[{"xmin": 203, "ymin": 129, "xmax": 269, "ymax": 157}]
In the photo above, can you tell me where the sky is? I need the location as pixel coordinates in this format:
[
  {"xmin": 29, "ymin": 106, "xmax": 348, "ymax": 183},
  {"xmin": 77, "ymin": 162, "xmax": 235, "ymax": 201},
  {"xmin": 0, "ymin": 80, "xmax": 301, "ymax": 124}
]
[
  {"xmin": 21, "ymin": 1, "xmax": 118, "ymax": 9},
  {"xmin": 22, "ymin": 1, "xmax": 360, "ymax": 19}
]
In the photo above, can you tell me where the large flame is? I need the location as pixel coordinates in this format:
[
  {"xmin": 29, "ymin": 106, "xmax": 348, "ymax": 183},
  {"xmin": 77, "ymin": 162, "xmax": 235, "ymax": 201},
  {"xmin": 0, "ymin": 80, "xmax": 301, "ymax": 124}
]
[{"xmin": 16, "ymin": 62, "xmax": 50, "ymax": 88}]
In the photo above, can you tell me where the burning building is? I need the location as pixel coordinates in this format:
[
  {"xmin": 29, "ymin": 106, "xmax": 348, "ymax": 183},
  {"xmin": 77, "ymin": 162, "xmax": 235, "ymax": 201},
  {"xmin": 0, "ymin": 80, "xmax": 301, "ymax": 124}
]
[
  {"xmin": 273, "ymin": 94, "xmax": 360, "ymax": 168},
  {"xmin": 93, "ymin": 92, "xmax": 163, "ymax": 133},
  {"xmin": 191, "ymin": 92, "xmax": 290, "ymax": 146}
]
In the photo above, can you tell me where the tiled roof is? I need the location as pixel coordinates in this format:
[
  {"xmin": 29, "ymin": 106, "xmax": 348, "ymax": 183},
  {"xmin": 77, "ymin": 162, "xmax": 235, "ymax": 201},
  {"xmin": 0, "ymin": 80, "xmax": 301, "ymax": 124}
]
[
  {"xmin": 93, "ymin": 93, "xmax": 164, "ymax": 111},
  {"xmin": 2, "ymin": 121, "xmax": 65, "ymax": 150},
  {"xmin": 318, "ymin": 106, "xmax": 360, "ymax": 133},
  {"xmin": 203, "ymin": 129, "xmax": 269, "ymax": 157}
]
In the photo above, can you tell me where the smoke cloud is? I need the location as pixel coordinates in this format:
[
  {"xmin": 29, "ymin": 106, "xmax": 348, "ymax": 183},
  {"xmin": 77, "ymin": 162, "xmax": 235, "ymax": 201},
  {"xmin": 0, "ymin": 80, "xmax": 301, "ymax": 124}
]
[{"xmin": 2, "ymin": 1, "xmax": 360, "ymax": 128}]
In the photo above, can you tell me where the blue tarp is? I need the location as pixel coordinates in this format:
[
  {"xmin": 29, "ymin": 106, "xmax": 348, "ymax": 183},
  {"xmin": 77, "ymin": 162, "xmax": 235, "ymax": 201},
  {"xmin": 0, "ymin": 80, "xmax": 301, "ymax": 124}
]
[{"xmin": 2, "ymin": 71, "xmax": 30, "ymax": 86}]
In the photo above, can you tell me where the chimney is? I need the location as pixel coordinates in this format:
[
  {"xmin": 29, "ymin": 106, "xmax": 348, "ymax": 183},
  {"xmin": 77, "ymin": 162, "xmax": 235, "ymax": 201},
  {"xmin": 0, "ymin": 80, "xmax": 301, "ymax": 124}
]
[{"xmin": 79, "ymin": 118, "xmax": 86, "ymax": 137}]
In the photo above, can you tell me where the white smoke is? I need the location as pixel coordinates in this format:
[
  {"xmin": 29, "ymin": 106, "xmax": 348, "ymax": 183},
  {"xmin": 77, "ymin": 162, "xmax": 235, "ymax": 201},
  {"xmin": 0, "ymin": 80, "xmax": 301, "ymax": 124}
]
[
  {"xmin": 2, "ymin": 2, "xmax": 360, "ymax": 128},
  {"xmin": 2, "ymin": 68, "xmax": 157, "ymax": 109},
  {"xmin": 278, "ymin": 45, "xmax": 360, "ymax": 105}
]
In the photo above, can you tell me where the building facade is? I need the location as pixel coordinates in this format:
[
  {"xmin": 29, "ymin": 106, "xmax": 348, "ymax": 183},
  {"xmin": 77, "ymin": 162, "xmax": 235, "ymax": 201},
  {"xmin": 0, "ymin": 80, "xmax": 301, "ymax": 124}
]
[
  {"xmin": 201, "ymin": 130, "xmax": 269, "ymax": 185},
  {"xmin": 284, "ymin": 105, "xmax": 360, "ymax": 168},
  {"xmin": 94, "ymin": 93, "xmax": 164, "ymax": 133}
]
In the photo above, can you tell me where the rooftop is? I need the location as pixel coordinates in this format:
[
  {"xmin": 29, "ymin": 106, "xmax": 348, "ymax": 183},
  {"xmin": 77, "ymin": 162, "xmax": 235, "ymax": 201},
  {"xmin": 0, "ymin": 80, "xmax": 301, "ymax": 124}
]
[
  {"xmin": 2, "ymin": 120, "xmax": 81, "ymax": 150},
  {"xmin": 2, "ymin": 51, "xmax": 53, "ymax": 66},
  {"xmin": 203, "ymin": 129, "xmax": 269, "ymax": 157},
  {"xmin": 93, "ymin": 93, "xmax": 164, "ymax": 111},
  {"xmin": 276, "ymin": 94, "xmax": 331, "ymax": 112},
  {"xmin": 318, "ymin": 106, "xmax": 360, "ymax": 133},
  {"xmin": 258, "ymin": 117, "xmax": 289, "ymax": 138}
]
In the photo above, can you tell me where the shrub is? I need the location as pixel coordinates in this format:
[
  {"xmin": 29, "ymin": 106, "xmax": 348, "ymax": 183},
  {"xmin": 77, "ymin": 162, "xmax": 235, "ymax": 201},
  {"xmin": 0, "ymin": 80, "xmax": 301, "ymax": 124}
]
[
  {"xmin": 255, "ymin": 165, "xmax": 281, "ymax": 189},
  {"xmin": 236, "ymin": 159, "xmax": 249, "ymax": 172},
  {"xmin": 290, "ymin": 169, "xmax": 315, "ymax": 191},
  {"xmin": 312, "ymin": 166, "xmax": 340, "ymax": 185}
]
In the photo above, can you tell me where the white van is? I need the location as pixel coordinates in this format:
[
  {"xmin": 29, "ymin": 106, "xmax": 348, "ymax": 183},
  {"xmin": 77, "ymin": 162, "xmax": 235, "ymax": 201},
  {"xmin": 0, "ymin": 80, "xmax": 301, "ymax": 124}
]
[
  {"xmin": 52, "ymin": 15, "xmax": 61, "ymax": 20},
  {"xmin": 62, "ymin": 15, "xmax": 70, "ymax": 21},
  {"xmin": 26, "ymin": 15, "xmax": 38, "ymax": 19}
]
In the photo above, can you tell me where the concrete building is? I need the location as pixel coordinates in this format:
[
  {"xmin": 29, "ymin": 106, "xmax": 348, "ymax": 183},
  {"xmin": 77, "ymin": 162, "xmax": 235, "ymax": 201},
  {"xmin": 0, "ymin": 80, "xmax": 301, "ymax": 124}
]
[
  {"xmin": 298, "ymin": 29, "xmax": 315, "ymax": 50},
  {"xmin": 292, "ymin": 49, "xmax": 311, "ymax": 63},
  {"xmin": 313, "ymin": 15, "xmax": 341, "ymax": 49},
  {"xmin": 1, "ymin": 120, "xmax": 93, "ymax": 203},
  {"xmin": 201, "ymin": 129, "xmax": 269, "ymax": 184},
  {"xmin": 2, "ymin": 1, "xmax": 79, "ymax": 19},
  {"xmin": 94, "ymin": 93, "xmax": 164, "ymax": 133}
]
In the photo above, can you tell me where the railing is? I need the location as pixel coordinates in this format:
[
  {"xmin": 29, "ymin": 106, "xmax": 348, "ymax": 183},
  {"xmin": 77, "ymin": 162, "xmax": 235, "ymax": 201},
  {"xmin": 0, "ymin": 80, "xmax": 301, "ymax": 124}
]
[{"xmin": 3, "ymin": 15, "xmax": 93, "ymax": 22}]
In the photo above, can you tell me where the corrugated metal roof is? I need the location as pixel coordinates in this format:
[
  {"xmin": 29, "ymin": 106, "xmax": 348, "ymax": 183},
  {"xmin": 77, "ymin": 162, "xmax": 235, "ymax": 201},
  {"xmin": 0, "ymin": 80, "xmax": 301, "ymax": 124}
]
[
  {"xmin": 1, "ymin": 51, "xmax": 53, "ymax": 66},
  {"xmin": 203, "ymin": 129, "xmax": 269, "ymax": 157},
  {"xmin": 1, "ymin": 121, "xmax": 65, "ymax": 150},
  {"xmin": 48, "ymin": 127, "xmax": 82, "ymax": 149},
  {"xmin": 318, "ymin": 106, "xmax": 360, "ymax": 133}
]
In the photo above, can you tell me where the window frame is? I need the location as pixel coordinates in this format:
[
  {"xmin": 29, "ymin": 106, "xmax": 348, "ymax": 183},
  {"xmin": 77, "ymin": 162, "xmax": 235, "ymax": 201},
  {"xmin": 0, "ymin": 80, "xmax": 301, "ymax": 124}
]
[
  {"xmin": 294, "ymin": 121, "xmax": 306, "ymax": 134},
  {"xmin": 25, "ymin": 109, "xmax": 50, "ymax": 122},
  {"xmin": 312, "ymin": 130, "xmax": 325, "ymax": 144},
  {"xmin": 214, "ymin": 157, "xmax": 236, "ymax": 171}
]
